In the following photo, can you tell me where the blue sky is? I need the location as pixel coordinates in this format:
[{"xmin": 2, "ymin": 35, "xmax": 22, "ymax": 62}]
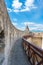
[{"xmin": 4, "ymin": 0, "xmax": 43, "ymax": 32}]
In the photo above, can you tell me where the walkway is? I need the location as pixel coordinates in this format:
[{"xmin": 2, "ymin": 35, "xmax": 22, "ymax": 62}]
[{"xmin": 8, "ymin": 38, "xmax": 31, "ymax": 65}]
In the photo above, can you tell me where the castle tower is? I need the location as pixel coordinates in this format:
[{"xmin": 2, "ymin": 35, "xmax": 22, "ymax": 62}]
[
  {"xmin": 25, "ymin": 25, "xmax": 29, "ymax": 35},
  {"xmin": 25, "ymin": 25, "xmax": 29, "ymax": 32}
]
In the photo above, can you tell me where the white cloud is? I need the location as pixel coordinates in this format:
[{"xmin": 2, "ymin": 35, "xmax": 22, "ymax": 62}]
[
  {"xmin": 25, "ymin": 0, "xmax": 34, "ymax": 7},
  {"xmin": 13, "ymin": 9, "xmax": 19, "ymax": 12},
  {"xmin": 7, "ymin": 8, "xmax": 13, "ymax": 12},
  {"xmin": 17, "ymin": 27, "xmax": 25, "ymax": 31},
  {"xmin": 12, "ymin": 0, "xmax": 22, "ymax": 9},
  {"xmin": 12, "ymin": 22, "xmax": 18, "ymax": 26},
  {"xmin": 20, "ymin": 7, "xmax": 30, "ymax": 12},
  {"xmin": 22, "ymin": 22, "xmax": 35, "ymax": 26},
  {"xmin": 12, "ymin": 22, "xmax": 25, "ymax": 31},
  {"xmin": 11, "ymin": 21, "xmax": 43, "ymax": 31},
  {"xmin": 21, "ymin": 21, "xmax": 43, "ymax": 31},
  {"xmin": 11, "ymin": 0, "xmax": 37, "ymax": 13},
  {"xmin": 24, "ymin": 0, "xmax": 37, "ymax": 10}
]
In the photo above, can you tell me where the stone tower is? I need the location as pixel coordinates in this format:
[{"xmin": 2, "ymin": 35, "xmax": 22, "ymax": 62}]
[
  {"xmin": 25, "ymin": 25, "xmax": 29, "ymax": 35},
  {"xmin": 25, "ymin": 25, "xmax": 29, "ymax": 32}
]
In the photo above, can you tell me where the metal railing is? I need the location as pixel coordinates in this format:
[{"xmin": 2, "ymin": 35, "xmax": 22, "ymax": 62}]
[{"xmin": 22, "ymin": 37, "xmax": 43, "ymax": 65}]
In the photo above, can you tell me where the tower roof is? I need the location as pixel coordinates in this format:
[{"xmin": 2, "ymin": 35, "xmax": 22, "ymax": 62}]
[{"xmin": 25, "ymin": 25, "xmax": 29, "ymax": 32}]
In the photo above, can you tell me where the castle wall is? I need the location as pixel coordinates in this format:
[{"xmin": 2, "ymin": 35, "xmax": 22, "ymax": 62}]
[{"xmin": 0, "ymin": 0, "xmax": 28, "ymax": 65}]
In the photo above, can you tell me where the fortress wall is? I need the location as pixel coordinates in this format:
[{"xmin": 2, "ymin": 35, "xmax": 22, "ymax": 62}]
[
  {"xmin": 27, "ymin": 37, "xmax": 42, "ymax": 48},
  {"xmin": 32, "ymin": 37, "xmax": 42, "ymax": 48},
  {"xmin": 1, "ymin": 0, "xmax": 43, "ymax": 64},
  {"xmin": 0, "ymin": 0, "xmax": 27, "ymax": 65}
]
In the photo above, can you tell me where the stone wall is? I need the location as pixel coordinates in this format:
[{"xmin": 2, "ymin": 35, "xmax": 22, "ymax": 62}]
[
  {"xmin": 1, "ymin": 0, "xmax": 43, "ymax": 65},
  {"xmin": 0, "ymin": 0, "xmax": 29, "ymax": 65},
  {"xmin": 27, "ymin": 37, "xmax": 42, "ymax": 48}
]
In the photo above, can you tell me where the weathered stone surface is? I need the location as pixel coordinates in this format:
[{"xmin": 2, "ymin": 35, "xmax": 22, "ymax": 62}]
[
  {"xmin": 0, "ymin": 0, "xmax": 43, "ymax": 65},
  {"xmin": 0, "ymin": 0, "xmax": 29, "ymax": 65},
  {"xmin": 8, "ymin": 38, "xmax": 31, "ymax": 65}
]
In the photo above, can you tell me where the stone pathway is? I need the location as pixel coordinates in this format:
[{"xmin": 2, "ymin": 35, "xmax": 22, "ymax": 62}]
[
  {"xmin": 8, "ymin": 38, "xmax": 31, "ymax": 65},
  {"xmin": 0, "ymin": 49, "xmax": 4, "ymax": 65}
]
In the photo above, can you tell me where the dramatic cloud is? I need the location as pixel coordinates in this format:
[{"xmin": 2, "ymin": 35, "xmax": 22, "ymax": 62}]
[
  {"xmin": 11, "ymin": 0, "xmax": 37, "ymax": 12},
  {"xmin": 11, "ymin": 21, "xmax": 43, "ymax": 31},
  {"xmin": 22, "ymin": 22, "xmax": 43, "ymax": 31},
  {"xmin": 12, "ymin": 0, "xmax": 22, "ymax": 9}
]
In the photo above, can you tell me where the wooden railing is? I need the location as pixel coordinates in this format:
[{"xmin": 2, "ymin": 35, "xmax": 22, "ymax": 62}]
[{"xmin": 22, "ymin": 37, "xmax": 43, "ymax": 65}]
